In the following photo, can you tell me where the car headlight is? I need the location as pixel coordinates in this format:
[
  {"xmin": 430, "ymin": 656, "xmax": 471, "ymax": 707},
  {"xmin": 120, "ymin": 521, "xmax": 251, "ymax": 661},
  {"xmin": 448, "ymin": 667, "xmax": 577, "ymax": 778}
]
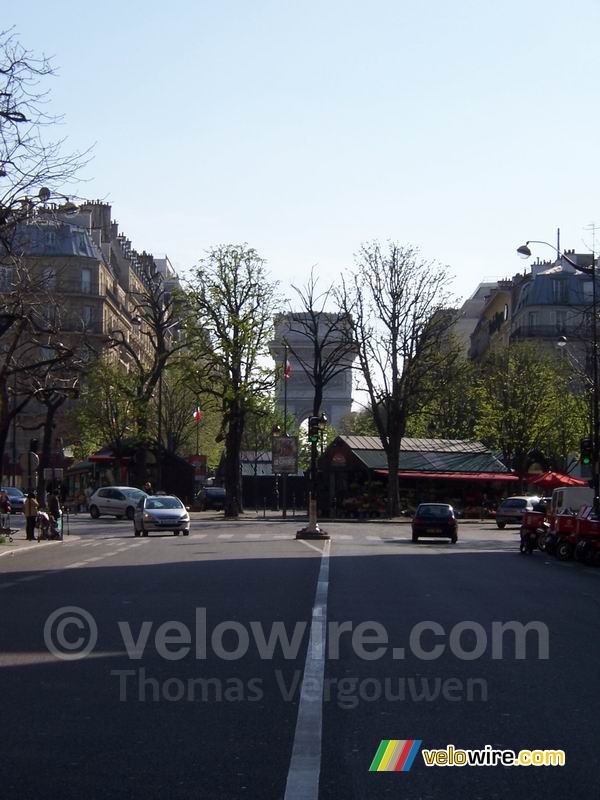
[{"xmin": 143, "ymin": 512, "xmax": 156, "ymax": 522}]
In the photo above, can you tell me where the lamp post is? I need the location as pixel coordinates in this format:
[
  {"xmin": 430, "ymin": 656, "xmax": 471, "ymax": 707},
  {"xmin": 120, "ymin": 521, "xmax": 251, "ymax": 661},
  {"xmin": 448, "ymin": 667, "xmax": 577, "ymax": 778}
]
[
  {"xmin": 517, "ymin": 239, "xmax": 599, "ymax": 513},
  {"xmin": 297, "ymin": 412, "xmax": 330, "ymax": 540}
]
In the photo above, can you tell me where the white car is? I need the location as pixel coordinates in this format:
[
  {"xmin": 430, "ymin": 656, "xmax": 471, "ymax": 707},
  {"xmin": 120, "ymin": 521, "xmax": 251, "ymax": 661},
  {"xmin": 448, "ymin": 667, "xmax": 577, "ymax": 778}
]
[
  {"xmin": 88, "ymin": 487, "xmax": 147, "ymax": 520},
  {"xmin": 133, "ymin": 495, "xmax": 190, "ymax": 537}
]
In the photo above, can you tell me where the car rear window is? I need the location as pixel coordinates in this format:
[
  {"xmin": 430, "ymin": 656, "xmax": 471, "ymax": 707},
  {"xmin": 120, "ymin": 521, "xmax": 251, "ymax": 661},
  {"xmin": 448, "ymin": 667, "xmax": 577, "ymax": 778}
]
[
  {"xmin": 502, "ymin": 499, "xmax": 527, "ymax": 509},
  {"xmin": 417, "ymin": 505, "xmax": 451, "ymax": 518}
]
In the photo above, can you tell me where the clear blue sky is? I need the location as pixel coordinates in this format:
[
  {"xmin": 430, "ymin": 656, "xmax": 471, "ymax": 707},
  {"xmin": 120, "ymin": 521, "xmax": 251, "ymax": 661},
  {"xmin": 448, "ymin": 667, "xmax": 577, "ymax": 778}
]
[{"xmin": 9, "ymin": 1, "xmax": 600, "ymax": 305}]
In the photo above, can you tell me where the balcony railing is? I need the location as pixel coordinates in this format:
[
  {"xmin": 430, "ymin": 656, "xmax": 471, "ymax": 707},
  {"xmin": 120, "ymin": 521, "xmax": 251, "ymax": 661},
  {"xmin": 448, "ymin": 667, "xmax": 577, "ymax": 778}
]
[{"xmin": 510, "ymin": 324, "xmax": 589, "ymax": 342}]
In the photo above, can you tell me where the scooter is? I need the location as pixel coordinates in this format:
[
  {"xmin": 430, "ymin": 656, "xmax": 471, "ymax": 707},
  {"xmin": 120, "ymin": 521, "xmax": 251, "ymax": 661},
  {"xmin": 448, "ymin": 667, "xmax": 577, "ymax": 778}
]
[{"xmin": 519, "ymin": 525, "xmax": 539, "ymax": 554}]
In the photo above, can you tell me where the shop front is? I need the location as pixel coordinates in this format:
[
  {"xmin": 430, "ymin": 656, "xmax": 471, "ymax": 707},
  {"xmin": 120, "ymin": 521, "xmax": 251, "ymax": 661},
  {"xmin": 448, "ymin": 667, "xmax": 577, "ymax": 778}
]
[{"xmin": 317, "ymin": 436, "xmax": 517, "ymax": 518}]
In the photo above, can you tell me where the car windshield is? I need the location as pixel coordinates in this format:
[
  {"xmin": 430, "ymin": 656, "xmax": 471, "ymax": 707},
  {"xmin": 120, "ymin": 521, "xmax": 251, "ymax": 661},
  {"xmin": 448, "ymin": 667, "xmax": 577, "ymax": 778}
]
[
  {"xmin": 3, "ymin": 487, "xmax": 23, "ymax": 497},
  {"xmin": 417, "ymin": 505, "xmax": 451, "ymax": 518},
  {"xmin": 146, "ymin": 497, "xmax": 183, "ymax": 510},
  {"xmin": 123, "ymin": 489, "xmax": 145, "ymax": 499}
]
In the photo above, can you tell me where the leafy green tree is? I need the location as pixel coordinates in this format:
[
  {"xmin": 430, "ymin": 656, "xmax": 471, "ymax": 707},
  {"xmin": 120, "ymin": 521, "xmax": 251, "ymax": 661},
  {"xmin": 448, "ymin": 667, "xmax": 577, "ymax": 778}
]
[
  {"xmin": 472, "ymin": 341, "xmax": 587, "ymax": 474},
  {"xmin": 73, "ymin": 358, "xmax": 139, "ymax": 460},
  {"xmin": 405, "ymin": 354, "xmax": 478, "ymax": 440},
  {"xmin": 188, "ymin": 245, "xmax": 281, "ymax": 517},
  {"xmin": 337, "ymin": 408, "xmax": 378, "ymax": 436}
]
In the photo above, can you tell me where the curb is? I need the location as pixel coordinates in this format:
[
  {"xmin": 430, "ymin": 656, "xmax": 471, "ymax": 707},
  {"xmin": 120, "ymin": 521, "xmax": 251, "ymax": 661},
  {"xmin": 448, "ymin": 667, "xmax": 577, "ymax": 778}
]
[{"xmin": 0, "ymin": 535, "xmax": 80, "ymax": 559}]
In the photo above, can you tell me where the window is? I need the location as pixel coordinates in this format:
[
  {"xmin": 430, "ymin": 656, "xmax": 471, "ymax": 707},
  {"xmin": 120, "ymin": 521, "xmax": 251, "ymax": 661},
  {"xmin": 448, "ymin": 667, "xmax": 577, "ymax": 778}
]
[
  {"xmin": 81, "ymin": 268, "xmax": 91, "ymax": 294},
  {"xmin": 45, "ymin": 230, "xmax": 57, "ymax": 246},
  {"xmin": 528, "ymin": 311, "xmax": 539, "ymax": 331},
  {"xmin": 552, "ymin": 279, "xmax": 568, "ymax": 304},
  {"xmin": 41, "ymin": 267, "xmax": 57, "ymax": 290},
  {"xmin": 82, "ymin": 306, "xmax": 93, "ymax": 325},
  {"xmin": 76, "ymin": 232, "xmax": 87, "ymax": 253},
  {"xmin": 42, "ymin": 305, "xmax": 57, "ymax": 326},
  {"xmin": 0, "ymin": 266, "xmax": 13, "ymax": 291},
  {"xmin": 554, "ymin": 310, "xmax": 567, "ymax": 331}
]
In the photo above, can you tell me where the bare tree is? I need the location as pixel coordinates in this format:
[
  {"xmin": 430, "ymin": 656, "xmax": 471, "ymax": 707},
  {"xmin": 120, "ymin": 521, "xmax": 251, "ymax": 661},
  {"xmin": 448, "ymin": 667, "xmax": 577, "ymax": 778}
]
[
  {"xmin": 0, "ymin": 28, "xmax": 90, "ymax": 251},
  {"xmin": 337, "ymin": 241, "xmax": 455, "ymax": 517},
  {"xmin": 105, "ymin": 258, "xmax": 192, "ymax": 486},
  {"xmin": 0, "ymin": 261, "xmax": 82, "ymax": 476},
  {"xmin": 276, "ymin": 269, "xmax": 355, "ymax": 418}
]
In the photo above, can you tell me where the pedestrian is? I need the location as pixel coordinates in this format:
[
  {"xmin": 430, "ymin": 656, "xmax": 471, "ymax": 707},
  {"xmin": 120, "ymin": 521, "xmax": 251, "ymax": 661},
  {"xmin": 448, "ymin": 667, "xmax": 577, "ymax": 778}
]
[
  {"xmin": 48, "ymin": 490, "xmax": 61, "ymax": 523},
  {"xmin": 143, "ymin": 481, "xmax": 153, "ymax": 495},
  {"xmin": 0, "ymin": 490, "xmax": 11, "ymax": 532},
  {"xmin": 24, "ymin": 492, "xmax": 39, "ymax": 541}
]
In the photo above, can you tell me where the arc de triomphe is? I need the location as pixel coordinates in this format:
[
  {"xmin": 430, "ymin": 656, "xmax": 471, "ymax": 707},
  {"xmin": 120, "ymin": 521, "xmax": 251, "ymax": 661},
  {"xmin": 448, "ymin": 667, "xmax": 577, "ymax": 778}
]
[{"xmin": 269, "ymin": 313, "xmax": 355, "ymax": 430}]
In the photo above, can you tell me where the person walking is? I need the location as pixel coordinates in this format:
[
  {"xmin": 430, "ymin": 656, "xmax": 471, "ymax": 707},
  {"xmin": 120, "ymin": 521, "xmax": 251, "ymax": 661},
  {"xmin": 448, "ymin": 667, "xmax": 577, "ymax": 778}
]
[
  {"xmin": 48, "ymin": 490, "xmax": 61, "ymax": 525},
  {"xmin": 0, "ymin": 490, "xmax": 11, "ymax": 532},
  {"xmin": 24, "ymin": 492, "xmax": 39, "ymax": 541},
  {"xmin": 46, "ymin": 491, "xmax": 62, "ymax": 539}
]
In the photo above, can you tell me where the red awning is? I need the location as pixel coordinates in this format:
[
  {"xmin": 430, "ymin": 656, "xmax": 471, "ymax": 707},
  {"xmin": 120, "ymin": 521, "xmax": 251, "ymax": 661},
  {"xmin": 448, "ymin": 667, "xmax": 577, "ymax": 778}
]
[
  {"xmin": 527, "ymin": 471, "xmax": 588, "ymax": 490},
  {"xmin": 374, "ymin": 470, "xmax": 518, "ymax": 481}
]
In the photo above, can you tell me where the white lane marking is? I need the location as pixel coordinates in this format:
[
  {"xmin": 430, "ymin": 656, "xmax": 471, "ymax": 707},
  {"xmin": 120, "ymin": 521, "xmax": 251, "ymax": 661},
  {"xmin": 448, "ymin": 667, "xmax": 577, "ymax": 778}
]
[
  {"xmin": 284, "ymin": 539, "xmax": 331, "ymax": 800},
  {"xmin": 246, "ymin": 533, "xmax": 262, "ymax": 540},
  {"xmin": 366, "ymin": 535, "xmax": 380, "ymax": 540},
  {"xmin": 334, "ymin": 534, "xmax": 353, "ymax": 540},
  {"xmin": 218, "ymin": 533, "xmax": 234, "ymax": 539},
  {"xmin": 192, "ymin": 534, "xmax": 207, "ymax": 540},
  {"xmin": 66, "ymin": 561, "xmax": 88, "ymax": 568}
]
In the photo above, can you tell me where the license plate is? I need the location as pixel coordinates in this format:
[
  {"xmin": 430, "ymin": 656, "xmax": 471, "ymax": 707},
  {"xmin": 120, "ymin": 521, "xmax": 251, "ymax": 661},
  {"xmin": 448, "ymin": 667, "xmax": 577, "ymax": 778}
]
[{"xmin": 426, "ymin": 527, "xmax": 441, "ymax": 534}]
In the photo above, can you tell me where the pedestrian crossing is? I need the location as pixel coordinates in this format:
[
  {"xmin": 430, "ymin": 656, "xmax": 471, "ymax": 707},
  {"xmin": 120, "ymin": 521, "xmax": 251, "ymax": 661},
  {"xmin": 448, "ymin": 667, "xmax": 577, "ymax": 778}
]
[{"xmin": 73, "ymin": 530, "xmax": 421, "ymax": 545}]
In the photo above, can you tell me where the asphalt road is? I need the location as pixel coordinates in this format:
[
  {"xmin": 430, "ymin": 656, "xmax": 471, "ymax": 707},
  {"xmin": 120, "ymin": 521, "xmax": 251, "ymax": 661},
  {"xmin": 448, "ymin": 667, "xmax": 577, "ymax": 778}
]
[{"xmin": 1, "ymin": 516, "xmax": 598, "ymax": 799}]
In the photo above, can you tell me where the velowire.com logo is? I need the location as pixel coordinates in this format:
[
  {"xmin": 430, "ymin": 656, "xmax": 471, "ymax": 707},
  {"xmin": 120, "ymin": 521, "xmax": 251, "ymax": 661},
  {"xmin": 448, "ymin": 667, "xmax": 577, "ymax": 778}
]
[{"xmin": 369, "ymin": 740, "xmax": 422, "ymax": 772}]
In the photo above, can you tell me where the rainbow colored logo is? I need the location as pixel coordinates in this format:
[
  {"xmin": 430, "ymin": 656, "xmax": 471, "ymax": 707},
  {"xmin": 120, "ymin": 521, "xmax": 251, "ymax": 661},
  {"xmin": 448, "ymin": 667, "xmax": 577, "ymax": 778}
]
[{"xmin": 369, "ymin": 739, "xmax": 422, "ymax": 772}]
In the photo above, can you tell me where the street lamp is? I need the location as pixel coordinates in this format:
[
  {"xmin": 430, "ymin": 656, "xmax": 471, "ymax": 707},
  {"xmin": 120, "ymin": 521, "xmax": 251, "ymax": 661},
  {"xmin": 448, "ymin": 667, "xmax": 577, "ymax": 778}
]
[
  {"xmin": 297, "ymin": 412, "xmax": 330, "ymax": 540},
  {"xmin": 517, "ymin": 239, "xmax": 599, "ymax": 513}
]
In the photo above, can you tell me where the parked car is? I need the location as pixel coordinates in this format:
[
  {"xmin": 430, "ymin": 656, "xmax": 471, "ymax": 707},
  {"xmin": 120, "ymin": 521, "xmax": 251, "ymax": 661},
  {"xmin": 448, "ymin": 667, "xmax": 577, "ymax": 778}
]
[
  {"xmin": 0, "ymin": 486, "xmax": 25, "ymax": 513},
  {"xmin": 495, "ymin": 496, "xmax": 541, "ymax": 529},
  {"xmin": 88, "ymin": 487, "xmax": 147, "ymax": 520},
  {"xmin": 196, "ymin": 485, "xmax": 226, "ymax": 511},
  {"xmin": 411, "ymin": 503, "xmax": 458, "ymax": 543},
  {"xmin": 133, "ymin": 495, "xmax": 190, "ymax": 537}
]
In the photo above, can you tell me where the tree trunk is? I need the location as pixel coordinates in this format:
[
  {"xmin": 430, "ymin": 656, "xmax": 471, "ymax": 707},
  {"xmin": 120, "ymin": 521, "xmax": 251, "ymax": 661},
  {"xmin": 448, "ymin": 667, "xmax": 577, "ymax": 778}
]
[
  {"xmin": 223, "ymin": 409, "xmax": 244, "ymax": 518},
  {"xmin": 386, "ymin": 446, "xmax": 401, "ymax": 517},
  {"xmin": 37, "ymin": 404, "xmax": 59, "ymax": 504}
]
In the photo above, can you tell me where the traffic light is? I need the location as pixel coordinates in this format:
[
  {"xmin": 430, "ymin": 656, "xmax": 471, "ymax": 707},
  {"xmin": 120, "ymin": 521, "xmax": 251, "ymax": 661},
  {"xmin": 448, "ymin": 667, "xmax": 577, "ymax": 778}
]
[
  {"xmin": 308, "ymin": 416, "xmax": 320, "ymax": 443},
  {"xmin": 580, "ymin": 437, "xmax": 593, "ymax": 466}
]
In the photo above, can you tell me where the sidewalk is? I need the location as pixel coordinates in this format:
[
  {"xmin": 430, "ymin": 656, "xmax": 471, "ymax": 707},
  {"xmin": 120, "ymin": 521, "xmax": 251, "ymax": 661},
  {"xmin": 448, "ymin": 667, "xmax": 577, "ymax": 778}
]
[{"xmin": 0, "ymin": 527, "xmax": 72, "ymax": 559}]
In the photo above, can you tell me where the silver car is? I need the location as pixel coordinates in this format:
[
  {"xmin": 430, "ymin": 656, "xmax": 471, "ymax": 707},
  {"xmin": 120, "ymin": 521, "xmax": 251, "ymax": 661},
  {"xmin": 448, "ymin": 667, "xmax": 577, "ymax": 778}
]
[
  {"xmin": 495, "ymin": 496, "xmax": 541, "ymax": 529},
  {"xmin": 133, "ymin": 495, "xmax": 190, "ymax": 537},
  {"xmin": 89, "ymin": 486, "xmax": 147, "ymax": 520}
]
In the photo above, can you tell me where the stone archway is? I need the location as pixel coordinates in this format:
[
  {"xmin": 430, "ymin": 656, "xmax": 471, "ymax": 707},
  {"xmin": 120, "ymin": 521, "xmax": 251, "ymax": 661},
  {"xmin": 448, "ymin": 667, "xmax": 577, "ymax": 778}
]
[{"xmin": 270, "ymin": 313, "xmax": 355, "ymax": 430}]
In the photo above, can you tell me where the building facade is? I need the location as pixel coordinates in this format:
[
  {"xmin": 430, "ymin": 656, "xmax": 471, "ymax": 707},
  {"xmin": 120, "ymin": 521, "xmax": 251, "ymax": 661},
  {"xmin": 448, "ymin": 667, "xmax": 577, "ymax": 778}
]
[{"xmin": 270, "ymin": 312, "xmax": 355, "ymax": 430}]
